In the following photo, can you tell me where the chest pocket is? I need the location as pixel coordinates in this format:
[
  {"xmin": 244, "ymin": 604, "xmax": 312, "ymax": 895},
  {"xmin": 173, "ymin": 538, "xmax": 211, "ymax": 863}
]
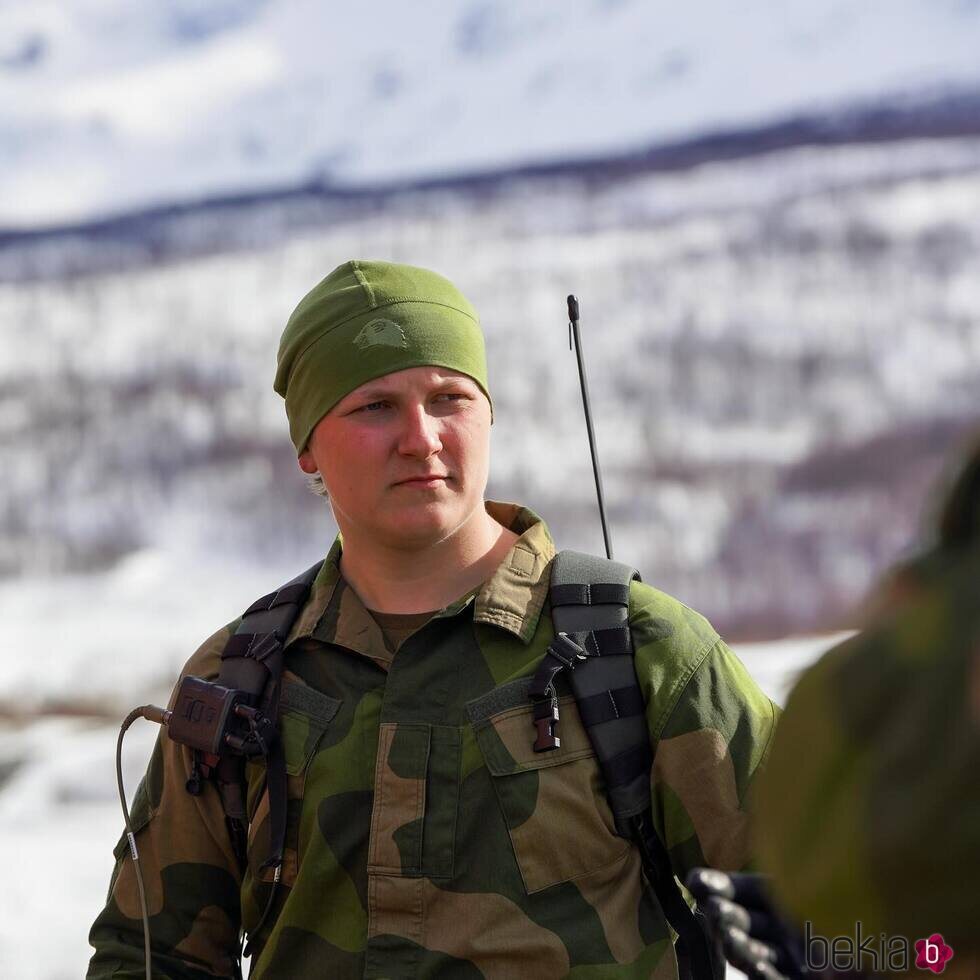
[
  {"xmin": 466, "ymin": 678, "xmax": 629, "ymax": 894},
  {"xmin": 279, "ymin": 679, "xmax": 343, "ymax": 774},
  {"xmin": 245, "ymin": 678, "xmax": 342, "ymax": 887}
]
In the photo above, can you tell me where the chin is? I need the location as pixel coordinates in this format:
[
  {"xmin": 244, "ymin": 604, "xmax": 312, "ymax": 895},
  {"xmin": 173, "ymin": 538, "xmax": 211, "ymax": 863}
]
[{"xmin": 380, "ymin": 502, "xmax": 467, "ymax": 547}]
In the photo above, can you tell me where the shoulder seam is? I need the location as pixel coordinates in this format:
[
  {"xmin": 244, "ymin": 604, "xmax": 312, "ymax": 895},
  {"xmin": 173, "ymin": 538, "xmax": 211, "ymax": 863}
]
[
  {"xmin": 651, "ymin": 635, "xmax": 720, "ymax": 743},
  {"xmin": 753, "ymin": 696, "xmax": 780, "ymax": 777}
]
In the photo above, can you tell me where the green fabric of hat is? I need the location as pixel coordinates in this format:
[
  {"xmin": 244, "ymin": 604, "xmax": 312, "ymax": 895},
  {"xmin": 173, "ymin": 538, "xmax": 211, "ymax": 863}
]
[{"xmin": 275, "ymin": 260, "xmax": 492, "ymax": 454}]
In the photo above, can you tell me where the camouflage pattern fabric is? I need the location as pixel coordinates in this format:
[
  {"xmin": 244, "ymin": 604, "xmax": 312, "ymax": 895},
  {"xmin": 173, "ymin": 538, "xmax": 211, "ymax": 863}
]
[
  {"xmin": 753, "ymin": 534, "xmax": 980, "ymax": 971},
  {"xmin": 88, "ymin": 501, "xmax": 778, "ymax": 979}
]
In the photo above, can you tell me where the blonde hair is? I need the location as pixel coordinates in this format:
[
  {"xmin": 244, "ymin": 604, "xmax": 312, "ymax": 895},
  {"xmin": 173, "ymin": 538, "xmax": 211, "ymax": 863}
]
[{"xmin": 306, "ymin": 471, "xmax": 329, "ymax": 499}]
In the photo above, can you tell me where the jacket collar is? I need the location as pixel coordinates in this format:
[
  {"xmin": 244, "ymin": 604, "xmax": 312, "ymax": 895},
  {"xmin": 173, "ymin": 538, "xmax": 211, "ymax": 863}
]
[{"xmin": 287, "ymin": 500, "xmax": 556, "ymax": 661}]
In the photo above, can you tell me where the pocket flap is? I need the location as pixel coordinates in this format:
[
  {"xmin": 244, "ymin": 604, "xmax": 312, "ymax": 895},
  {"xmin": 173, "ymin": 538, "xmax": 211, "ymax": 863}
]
[
  {"xmin": 279, "ymin": 679, "xmax": 342, "ymax": 775},
  {"xmin": 279, "ymin": 680, "xmax": 342, "ymax": 725},
  {"xmin": 466, "ymin": 677, "xmax": 594, "ymax": 775}
]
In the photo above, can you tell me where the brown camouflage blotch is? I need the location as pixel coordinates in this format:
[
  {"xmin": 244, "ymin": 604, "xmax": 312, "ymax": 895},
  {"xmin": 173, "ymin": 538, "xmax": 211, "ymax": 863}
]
[
  {"xmin": 247, "ymin": 785, "xmax": 270, "ymax": 853},
  {"xmin": 472, "ymin": 522, "xmax": 555, "ymax": 644},
  {"xmin": 509, "ymin": 754, "xmax": 629, "ymax": 892},
  {"xmin": 334, "ymin": 581, "xmax": 393, "ymax": 669},
  {"xmin": 115, "ymin": 737, "xmax": 241, "ymax": 920},
  {"xmin": 651, "ymin": 942, "xmax": 682, "ymax": 980},
  {"xmin": 368, "ymin": 723, "xmax": 427, "ymax": 874},
  {"xmin": 571, "ymin": 848, "xmax": 648, "ymax": 964},
  {"xmin": 480, "ymin": 698, "xmax": 630, "ymax": 892},
  {"xmin": 489, "ymin": 696, "xmax": 594, "ymax": 772},
  {"xmin": 172, "ymin": 905, "xmax": 240, "ymax": 976},
  {"xmin": 367, "ymin": 873, "xmax": 424, "ymax": 946},
  {"xmin": 653, "ymin": 729, "xmax": 750, "ymax": 870},
  {"xmin": 420, "ymin": 879, "xmax": 571, "ymax": 980},
  {"xmin": 112, "ymin": 845, "xmax": 165, "ymax": 921}
]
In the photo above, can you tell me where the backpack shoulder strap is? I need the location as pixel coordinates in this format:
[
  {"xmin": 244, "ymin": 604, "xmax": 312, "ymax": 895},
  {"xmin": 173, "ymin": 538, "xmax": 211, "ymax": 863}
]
[
  {"xmin": 547, "ymin": 549, "xmax": 651, "ymax": 831},
  {"xmin": 209, "ymin": 561, "xmax": 323, "ymax": 848},
  {"xmin": 540, "ymin": 549, "xmax": 721, "ymax": 980}
]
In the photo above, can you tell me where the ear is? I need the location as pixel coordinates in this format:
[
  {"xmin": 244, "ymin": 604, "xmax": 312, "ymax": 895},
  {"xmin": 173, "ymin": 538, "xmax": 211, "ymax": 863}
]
[{"xmin": 298, "ymin": 451, "xmax": 317, "ymax": 474}]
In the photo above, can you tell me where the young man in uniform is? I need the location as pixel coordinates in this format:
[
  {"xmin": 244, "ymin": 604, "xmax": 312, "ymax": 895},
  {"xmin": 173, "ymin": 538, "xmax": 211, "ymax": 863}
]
[{"xmin": 88, "ymin": 260, "xmax": 778, "ymax": 978}]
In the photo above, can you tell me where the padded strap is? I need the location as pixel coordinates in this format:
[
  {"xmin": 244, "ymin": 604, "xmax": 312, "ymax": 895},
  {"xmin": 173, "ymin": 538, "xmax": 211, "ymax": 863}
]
[
  {"xmin": 548, "ymin": 550, "xmax": 648, "ymax": 826},
  {"xmin": 547, "ymin": 550, "xmax": 721, "ymax": 980},
  {"xmin": 243, "ymin": 581, "xmax": 315, "ymax": 615},
  {"xmin": 603, "ymin": 741, "xmax": 653, "ymax": 789}
]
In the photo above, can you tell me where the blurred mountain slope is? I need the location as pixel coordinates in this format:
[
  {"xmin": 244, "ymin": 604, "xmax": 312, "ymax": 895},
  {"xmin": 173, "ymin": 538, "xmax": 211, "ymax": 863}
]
[
  {"xmin": 2, "ymin": 137, "xmax": 978, "ymax": 642},
  {"xmin": 3, "ymin": 0, "xmax": 980, "ymax": 225}
]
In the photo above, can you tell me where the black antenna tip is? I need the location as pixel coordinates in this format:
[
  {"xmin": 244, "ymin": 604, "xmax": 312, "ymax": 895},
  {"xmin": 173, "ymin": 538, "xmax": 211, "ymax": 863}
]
[{"xmin": 567, "ymin": 295, "xmax": 579, "ymax": 322}]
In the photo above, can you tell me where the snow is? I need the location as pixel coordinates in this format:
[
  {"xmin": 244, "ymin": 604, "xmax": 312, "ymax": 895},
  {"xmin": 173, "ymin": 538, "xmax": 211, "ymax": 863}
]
[{"xmin": 3, "ymin": 0, "xmax": 980, "ymax": 225}]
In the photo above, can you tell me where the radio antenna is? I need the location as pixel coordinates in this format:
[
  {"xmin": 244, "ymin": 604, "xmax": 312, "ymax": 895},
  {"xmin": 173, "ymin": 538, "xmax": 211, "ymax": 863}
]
[{"xmin": 566, "ymin": 295, "xmax": 613, "ymax": 560}]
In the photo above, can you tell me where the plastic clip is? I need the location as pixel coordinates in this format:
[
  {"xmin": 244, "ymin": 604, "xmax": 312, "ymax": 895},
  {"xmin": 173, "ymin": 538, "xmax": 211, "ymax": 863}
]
[{"xmin": 532, "ymin": 696, "xmax": 561, "ymax": 752}]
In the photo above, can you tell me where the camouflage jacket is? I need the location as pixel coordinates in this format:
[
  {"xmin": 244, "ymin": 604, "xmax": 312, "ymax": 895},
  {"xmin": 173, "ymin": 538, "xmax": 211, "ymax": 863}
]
[
  {"xmin": 88, "ymin": 502, "xmax": 778, "ymax": 979},
  {"xmin": 754, "ymin": 543, "xmax": 980, "ymax": 972}
]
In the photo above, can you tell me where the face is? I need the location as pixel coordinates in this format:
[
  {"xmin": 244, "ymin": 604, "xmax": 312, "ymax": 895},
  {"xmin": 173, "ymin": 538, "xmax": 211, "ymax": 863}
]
[{"xmin": 298, "ymin": 366, "xmax": 492, "ymax": 550}]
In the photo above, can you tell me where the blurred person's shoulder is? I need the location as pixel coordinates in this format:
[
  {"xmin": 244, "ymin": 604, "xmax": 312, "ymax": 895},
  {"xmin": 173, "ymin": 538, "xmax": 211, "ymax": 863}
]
[{"xmin": 753, "ymin": 434, "xmax": 980, "ymax": 946}]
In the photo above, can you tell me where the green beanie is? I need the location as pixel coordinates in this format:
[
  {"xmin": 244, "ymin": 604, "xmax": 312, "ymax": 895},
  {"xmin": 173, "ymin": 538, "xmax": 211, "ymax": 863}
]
[{"xmin": 275, "ymin": 260, "xmax": 492, "ymax": 454}]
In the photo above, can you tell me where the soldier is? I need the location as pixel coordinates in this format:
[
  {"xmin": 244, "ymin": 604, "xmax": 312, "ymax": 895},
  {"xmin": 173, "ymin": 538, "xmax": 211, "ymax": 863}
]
[
  {"xmin": 87, "ymin": 260, "xmax": 778, "ymax": 979},
  {"xmin": 688, "ymin": 437, "xmax": 980, "ymax": 980}
]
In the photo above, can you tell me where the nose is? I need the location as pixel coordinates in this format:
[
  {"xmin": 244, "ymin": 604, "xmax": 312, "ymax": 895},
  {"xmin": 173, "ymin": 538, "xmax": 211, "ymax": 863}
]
[{"xmin": 397, "ymin": 404, "xmax": 443, "ymax": 459}]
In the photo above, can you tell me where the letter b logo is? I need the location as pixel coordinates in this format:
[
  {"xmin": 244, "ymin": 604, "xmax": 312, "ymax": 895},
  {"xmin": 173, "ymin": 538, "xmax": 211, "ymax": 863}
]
[{"xmin": 915, "ymin": 934, "xmax": 954, "ymax": 974}]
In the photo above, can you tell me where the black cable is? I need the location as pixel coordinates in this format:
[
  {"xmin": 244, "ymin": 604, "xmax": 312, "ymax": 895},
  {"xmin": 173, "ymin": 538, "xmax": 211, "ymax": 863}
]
[{"xmin": 242, "ymin": 865, "xmax": 281, "ymax": 959}]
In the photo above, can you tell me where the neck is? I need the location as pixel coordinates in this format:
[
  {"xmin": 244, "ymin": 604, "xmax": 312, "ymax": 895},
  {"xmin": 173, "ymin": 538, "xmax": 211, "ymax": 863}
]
[{"xmin": 336, "ymin": 504, "xmax": 520, "ymax": 614}]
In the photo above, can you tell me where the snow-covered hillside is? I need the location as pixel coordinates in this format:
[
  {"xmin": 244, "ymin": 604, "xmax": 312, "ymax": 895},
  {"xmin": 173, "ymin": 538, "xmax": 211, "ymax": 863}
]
[
  {"xmin": 2, "ymin": 136, "xmax": 979, "ymax": 662},
  {"xmin": 3, "ymin": 0, "xmax": 980, "ymax": 226}
]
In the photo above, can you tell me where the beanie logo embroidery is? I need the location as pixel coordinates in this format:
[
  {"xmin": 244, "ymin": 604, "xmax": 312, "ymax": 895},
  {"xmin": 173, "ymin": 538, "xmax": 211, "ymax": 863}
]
[{"xmin": 353, "ymin": 318, "xmax": 410, "ymax": 351}]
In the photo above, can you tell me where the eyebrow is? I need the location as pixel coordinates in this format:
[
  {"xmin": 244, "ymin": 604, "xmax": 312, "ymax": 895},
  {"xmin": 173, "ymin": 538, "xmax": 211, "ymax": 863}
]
[{"xmin": 352, "ymin": 379, "xmax": 472, "ymax": 401}]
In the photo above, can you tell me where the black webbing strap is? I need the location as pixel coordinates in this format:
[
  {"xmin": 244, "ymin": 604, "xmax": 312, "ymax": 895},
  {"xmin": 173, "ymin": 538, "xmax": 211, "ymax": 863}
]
[
  {"xmin": 546, "ymin": 550, "xmax": 722, "ymax": 980},
  {"xmin": 261, "ymin": 739, "xmax": 288, "ymax": 870},
  {"xmin": 582, "ymin": 625, "xmax": 631, "ymax": 657},
  {"xmin": 213, "ymin": 560, "xmax": 322, "ymax": 869},
  {"xmin": 576, "ymin": 685, "xmax": 646, "ymax": 727},
  {"xmin": 550, "ymin": 582, "xmax": 632, "ymax": 607},
  {"xmin": 632, "ymin": 812, "xmax": 723, "ymax": 980}
]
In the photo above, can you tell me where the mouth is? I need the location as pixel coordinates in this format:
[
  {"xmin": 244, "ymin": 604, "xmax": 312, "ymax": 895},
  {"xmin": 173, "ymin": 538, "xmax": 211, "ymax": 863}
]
[{"xmin": 394, "ymin": 475, "xmax": 449, "ymax": 488}]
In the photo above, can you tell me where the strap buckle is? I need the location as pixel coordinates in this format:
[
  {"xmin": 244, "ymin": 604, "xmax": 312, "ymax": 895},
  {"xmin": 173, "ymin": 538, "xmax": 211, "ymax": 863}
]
[
  {"xmin": 529, "ymin": 633, "xmax": 588, "ymax": 753},
  {"xmin": 532, "ymin": 697, "xmax": 561, "ymax": 752}
]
